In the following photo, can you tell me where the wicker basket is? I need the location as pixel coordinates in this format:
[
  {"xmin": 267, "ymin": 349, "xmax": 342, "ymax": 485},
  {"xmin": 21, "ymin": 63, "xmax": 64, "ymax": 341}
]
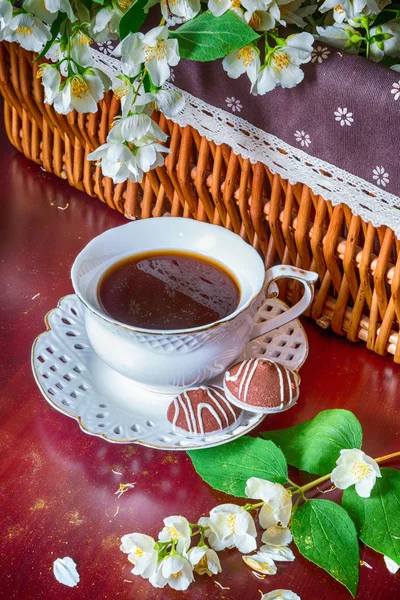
[{"xmin": 2, "ymin": 40, "xmax": 400, "ymax": 362}]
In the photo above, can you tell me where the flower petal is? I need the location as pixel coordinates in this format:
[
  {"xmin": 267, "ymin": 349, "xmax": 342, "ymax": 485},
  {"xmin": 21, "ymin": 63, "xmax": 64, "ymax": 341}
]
[
  {"xmin": 53, "ymin": 557, "xmax": 80, "ymax": 588},
  {"xmin": 234, "ymin": 532, "xmax": 258, "ymax": 553},
  {"xmin": 355, "ymin": 476, "xmax": 376, "ymax": 498},
  {"xmin": 384, "ymin": 555, "xmax": 400, "ymax": 574},
  {"xmin": 260, "ymin": 543, "xmax": 295, "ymax": 561},
  {"xmin": 243, "ymin": 552, "xmax": 277, "ymax": 574},
  {"xmin": 188, "ymin": 546, "xmax": 207, "ymax": 566},
  {"xmin": 147, "ymin": 57, "xmax": 170, "ymax": 87},
  {"xmin": 261, "ymin": 590, "xmax": 301, "ymax": 600},
  {"xmin": 261, "ymin": 525, "xmax": 293, "ymax": 546},
  {"xmin": 259, "ymin": 503, "xmax": 279, "ymax": 530}
]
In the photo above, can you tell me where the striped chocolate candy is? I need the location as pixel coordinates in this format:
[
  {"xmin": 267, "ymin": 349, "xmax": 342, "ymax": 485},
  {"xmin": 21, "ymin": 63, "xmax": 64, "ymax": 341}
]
[
  {"xmin": 167, "ymin": 385, "xmax": 241, "ymax": 435},
  {"xmin": 223, "ymin": 358, "xmax": 299, "ymax": 413}
]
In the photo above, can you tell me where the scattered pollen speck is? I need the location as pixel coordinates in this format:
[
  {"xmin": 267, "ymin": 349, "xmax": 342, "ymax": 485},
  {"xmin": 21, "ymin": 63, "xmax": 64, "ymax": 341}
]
[
  {"xmin": 30, "ymin": 498, "xmax": 46, "ymax": 511},
  {"xmin": 114, "ymin": 505, "xmax": 120, "ymax": 517},
  {"xmin": 67, "ymin": 511, "xmax": 85, "ymax": 526},
  {"xmin": 101, "ymin": 534, "xmax": 120, "ymax": 550},
  {"xmin": 26, "ymin": 450, "xmax": 43, "ymax": 473},
  {"xmin": 111, "ymin": 469, "xmax": 123, "ymax": 475},
  {"xmin": 121, "ymin": 446, "xmax": 137, "ymax": 458},
  {"xmin": 7, "ymin": 524, "xmax": 25, "ymax": 539},
  {"xmin": 32, "ymin": 293, "xmax": 41, "ymax": 300},
  {"xmin": 161, "ymin": 452, "xmax": 179, "ymax": 465}
]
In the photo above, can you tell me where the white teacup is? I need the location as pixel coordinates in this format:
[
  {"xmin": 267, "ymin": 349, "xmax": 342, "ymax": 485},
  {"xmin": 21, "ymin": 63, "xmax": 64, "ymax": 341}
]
[{"xmin": 71, "ymin": 218, "xmax": 318, "ymax": 393}]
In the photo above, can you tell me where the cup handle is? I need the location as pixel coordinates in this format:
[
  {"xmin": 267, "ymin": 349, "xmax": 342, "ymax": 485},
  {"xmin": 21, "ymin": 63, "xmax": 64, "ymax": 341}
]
[{"xmin": 251, "ymin": 265, "xmax": 318, "ymax": 340}]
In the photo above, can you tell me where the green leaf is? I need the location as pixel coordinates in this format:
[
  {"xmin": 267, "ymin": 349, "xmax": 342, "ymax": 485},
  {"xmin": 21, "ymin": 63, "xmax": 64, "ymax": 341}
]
[
  {"xmin": 76, "ymin": 1, "xmax": 91, "ymax": 22},
  {"xmin": 379, "ymin": 55, "xmax": 400, "ymax": 68},
  {"xmin": 187, "ymin": 436, "xmax": 287, "ymax": 497},
  {"xmin": 170, "ymin": 11, "xmax": 259, "ymax": 62},
  {"xmin": 292, "ymin": 499, "xmax": 359, "ymax": 597},
  {"xmin": 260, "ymin": 409, "xmax": 363, "ymax": 476},
  {"xmin": 371, "ymin": 9, "xmax": 400, "ymax": 28},
  {"xmin": 119, "ymin": 0, "xmax": 148, "ymax": 40},
  {"xmin": 342, "ymin": 468, "xmax": 400, "ymax": 564},
  {"xmin": 34, "ymin": 12, "xmax": 66, "ymax": 62}
]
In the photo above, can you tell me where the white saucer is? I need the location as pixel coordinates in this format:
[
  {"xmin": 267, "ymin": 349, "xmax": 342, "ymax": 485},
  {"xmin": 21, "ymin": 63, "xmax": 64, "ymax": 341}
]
[{"xmin": 31, "ymin": 295, "xmax": 308, "ymax": 450}]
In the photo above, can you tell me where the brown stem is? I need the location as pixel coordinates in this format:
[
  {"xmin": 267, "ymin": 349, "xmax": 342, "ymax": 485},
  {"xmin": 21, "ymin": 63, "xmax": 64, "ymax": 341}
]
[{"xmin": 375, "ymin": 451, "xmax": 400, "ymax": 464}]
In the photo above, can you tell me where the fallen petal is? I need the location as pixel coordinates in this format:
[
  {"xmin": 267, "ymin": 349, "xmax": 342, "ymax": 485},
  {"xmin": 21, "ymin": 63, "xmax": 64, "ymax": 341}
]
[
  {"xmin": 384, "ymin": 555, "xmax": 400, "ymax": 574},
  {"xmin": 53, "ymin": 557, "xmax": 80, "ymax": 587}
]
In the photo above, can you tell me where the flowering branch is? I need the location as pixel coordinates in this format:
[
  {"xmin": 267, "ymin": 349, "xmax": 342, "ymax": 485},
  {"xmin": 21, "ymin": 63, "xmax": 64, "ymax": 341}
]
[
  {"xmin": 293, "ymin": 450, "xmax": 400, "ymax": 496},
  {"xmin": 116, "ymin": 410, "xmax": 400, "ymax": 598},
  {"xmin": 183, "ymin": 409, "xmax": 400, "ymax": 597},
  {"xmin": 1, "ymin": 0, "xmax": 399, "ymax": 182}
]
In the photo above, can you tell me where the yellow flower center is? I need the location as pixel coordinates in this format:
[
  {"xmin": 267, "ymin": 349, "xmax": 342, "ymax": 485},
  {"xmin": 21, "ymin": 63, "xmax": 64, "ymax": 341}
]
[
  {"xmin": 165, "ymin": 525, "xmax": 183, "ymax": 539},
  {"xmin": 273, "ymin": 52, "xmax": 289, "ymax": 72},
  {"xmin": 17, "ymin": 26, "xmax": 33, "ymax": 37},
  {"xmin": 227, "ymin": 514, "xmax": 236, "ymax": 533},
  {"xmin": 279, "ymin": 3, "xmax": 292, "ymax": 18},
  {"xmin": 77, "ymin": 33, "xmax": 92, "ymax": 46},
  {"xmin": 119, "ymin": 0, "xmax": 133, "ymax": 8},
  {"xmin": 143, "ymin": 41, "xmax": 168, "ymax": 62},
  {"xmin": 36, "ymin": 67, "xmax": 44, "ymax": 79},
  {"xmin": 114, "ymin": 85, "xmax": 128, "ymax": 99},
  {"xmin": 71, "ymin": 77, "xmax": 89, "ymax": 99},
  {"xmin": 172, "ymin": 570, "xmax": 183, "ymax": 578},
  {"xmin": 248, "ymin": 13, "xmax": 261, "ymax": 29},
  {"xmin": 350, "ymin": 461, "xmax": 372, "ymax": 481},
  {"xmin": 194, "ymin": 554, "xmax": 212, "ymax": 576},
  {"xmin": 161, "ymin": 0, "xmax": 180, "ymax": 7},
  {"xmin": 197, "ymin": 555, "xmax": 208, "ymax": 567},
  {"xmin": 236, "ymin": 46, "xmax": 254, "ymax": 67},
  {"xmin": 128, "ymin": 545, "xmax": 144, "ymax": 566},
  {"xmin": 231, "ymin": 0, "xmax": 241, "ymax": 7},
  {"xmin": 335, "ymin": 4, "xmax": 345, "ymax": 13}
]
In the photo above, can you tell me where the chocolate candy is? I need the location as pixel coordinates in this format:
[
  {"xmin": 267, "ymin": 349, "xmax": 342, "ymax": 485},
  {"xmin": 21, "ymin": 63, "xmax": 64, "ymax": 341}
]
[
  {"xmin": 167, "ymin": 385, "xmax": 242, "ymax": 436},
  {"xmin": 224, "ymin": 358, "xmax": 299, "ymax": 414}
]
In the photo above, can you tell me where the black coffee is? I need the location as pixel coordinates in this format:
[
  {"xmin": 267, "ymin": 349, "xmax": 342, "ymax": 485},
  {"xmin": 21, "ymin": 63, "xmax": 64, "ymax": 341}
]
[{"xmin": 98, "ymin": 251, "xmax": 240, "ymax": 330}]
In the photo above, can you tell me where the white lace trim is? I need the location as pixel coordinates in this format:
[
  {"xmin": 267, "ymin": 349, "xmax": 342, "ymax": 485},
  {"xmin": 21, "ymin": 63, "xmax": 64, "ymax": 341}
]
[{"xmin": 77, "ymin": 48, "xmax": 400, "ymax": 237}]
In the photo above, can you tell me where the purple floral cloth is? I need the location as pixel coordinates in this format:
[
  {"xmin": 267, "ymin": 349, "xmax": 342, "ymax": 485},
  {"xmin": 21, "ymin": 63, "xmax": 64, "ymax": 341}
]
[{"xmin": 166, "ymin": 45, "xmax": 400, "ymax": 197}]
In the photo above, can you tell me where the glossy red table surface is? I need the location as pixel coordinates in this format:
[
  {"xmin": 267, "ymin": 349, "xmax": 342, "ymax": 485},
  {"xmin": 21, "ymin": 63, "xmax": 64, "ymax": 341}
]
[{"xmin": 1, "ymin": 112, "xmax": 400, "ymax": 600}]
